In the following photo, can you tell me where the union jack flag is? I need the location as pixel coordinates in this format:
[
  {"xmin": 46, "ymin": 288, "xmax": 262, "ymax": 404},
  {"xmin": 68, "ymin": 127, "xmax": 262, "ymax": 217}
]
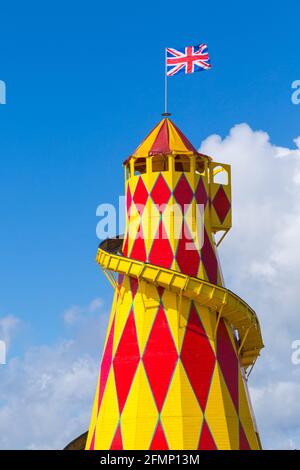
[{"xmin": 166, "ymin": 44, "xmax": 211, "ymax": 77}]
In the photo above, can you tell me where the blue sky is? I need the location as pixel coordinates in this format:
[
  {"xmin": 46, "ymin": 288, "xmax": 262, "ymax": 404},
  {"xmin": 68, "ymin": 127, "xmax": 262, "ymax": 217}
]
[{"xmin": 0, "ymin": 0, "xmax": 300, "ymax": 449}]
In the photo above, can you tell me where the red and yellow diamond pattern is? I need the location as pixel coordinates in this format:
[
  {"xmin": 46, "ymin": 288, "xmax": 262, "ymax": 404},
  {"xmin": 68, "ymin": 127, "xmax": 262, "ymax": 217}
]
[
  {"xmin": 86, "ymin": 118, "xmax": 260, "ymax": 450},
  {"xmin": 86, "ymin": 277, "xmax": 260, "ymax": 450},
  {"xmin": 123, "ymin": 169, "xmax": 223, "ymax": 285}
]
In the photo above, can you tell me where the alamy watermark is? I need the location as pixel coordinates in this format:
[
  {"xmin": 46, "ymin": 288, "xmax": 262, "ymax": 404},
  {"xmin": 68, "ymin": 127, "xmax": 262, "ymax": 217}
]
[
  {"xmin": 291, "ymin": 80, "xmax": 300, "ymax": 105},
  {"xmin": 291, "ymin": 340, "xmax": 300, "ymax": 365},
  {"xmin": 0, "ymin": 340, "xmax": 6, "ymax": 365},
  {"xmin": 96, "ymin": 197, "xmax": 205, "ymax": 250},
  {"xmin": 0, "ymin": 80, "xmax": 6, "ymax": 104}
]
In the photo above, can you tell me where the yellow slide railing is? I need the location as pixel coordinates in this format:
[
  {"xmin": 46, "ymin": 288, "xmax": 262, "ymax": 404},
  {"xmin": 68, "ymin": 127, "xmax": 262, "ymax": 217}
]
[{"xmin": 96, "ymin": 238, "xmax": 264, "ymax": 369}]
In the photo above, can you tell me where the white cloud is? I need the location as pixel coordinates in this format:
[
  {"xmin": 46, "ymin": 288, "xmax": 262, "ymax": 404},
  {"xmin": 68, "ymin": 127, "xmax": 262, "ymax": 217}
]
[
  {"xmin": 200, "ymin": 123, "xmax": 300, "ymax": 449},
  {"xmin": 0, "ymin": 300, "xmax": 109, "ymax": 450},
  {"xmin": 63, "ymin": 298, "xmax": 103, "ymax": 325},
  {"xmin": 294, "ymin": 136, "xmax": 300, "ymax": 150},
  {"xmin": 0, "ymin": 315, "xmax": 20, "ymax": 349}
]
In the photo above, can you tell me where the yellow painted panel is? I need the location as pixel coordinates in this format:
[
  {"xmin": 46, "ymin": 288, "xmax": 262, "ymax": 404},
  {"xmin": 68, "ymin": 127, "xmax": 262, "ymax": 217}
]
[
  {"xmin": 168, "ymin": 120, "xmax": 190, "ymax": 153},
  {"xmin": 223, "ymin": 318, "xmax": 239, "ymax": 353},
  {"xmin": 121, "ymin": 362, "xmax": 158, "ymax": 449},
  {"xmin": 160, "ymin": 418, "xmax": 183, "ymax": 450},
  {"xmin": 127, "ymin": 204, "xmax": 141, "ymax": 255},
  {"xmin": 85, "ymin": 374, "xmax": 101, "ymax": 449},
  {"xmin": 161, "ymin": 289, "xmax": 180, "ymax": 353},
  {"xmin": 219, "ymin": 365, "xmax": 239, "ymax": 449},
  {"xmin": 178, "ymin": 297, "xmax": 191, "ymax": 352},
  {"xmin": 194, "ymin": 303, "xmax": 216, "ymax": 353},
  {"xmin": 142, "ymin": 198, "xmax": 160, "ymax": 255},
  {"xmin": 133, "ymin": 282, "xmax": 158, "ymax": 355},
  {"xmin": 113, "ymin": 277, "xmax": 133, "ymax": 356},
  {"xmin": 204, "ymin": 364, "xmax": 231, "ymax": 449},
  {"xmin": 94, "ymin": 368, "xmax": 119, "ymax": 449},
  {"xmin": 102, "ymin": 290, "xmax": 118, "ymax": 351},
  {"xmin": 133, "ymin": 120, "xmax": 163, "ymax": 158},
  {"xmin": 238, "ymin": 373, "xmax": 260, "ymax": 449},
  {"xmin": 161, "ymin": 362, "xmax": 202, "ymax": 450}
]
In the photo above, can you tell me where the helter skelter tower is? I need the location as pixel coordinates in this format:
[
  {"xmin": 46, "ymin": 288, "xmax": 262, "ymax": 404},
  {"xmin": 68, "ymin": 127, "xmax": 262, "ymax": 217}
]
[{"xmin": 86, "ymin": 117, "xmax": 264, "ymax": 450}]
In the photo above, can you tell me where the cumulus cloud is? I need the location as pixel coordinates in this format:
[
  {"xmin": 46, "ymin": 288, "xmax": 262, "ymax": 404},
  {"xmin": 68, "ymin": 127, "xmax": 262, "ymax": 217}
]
[
  {"xmin": 200, "ymin": 123, "xmax": 300, "ymax": 449},
  {"xmin": 0, "ymin": 300, "xmax": 109, "ymax": 450},
  {"xmin": 0, "ymin": 315, "xmax": 20, "ymax": 349},
  {"xmin": 63, "ymin": 298, "xmax": 103, "ymax": 326}
]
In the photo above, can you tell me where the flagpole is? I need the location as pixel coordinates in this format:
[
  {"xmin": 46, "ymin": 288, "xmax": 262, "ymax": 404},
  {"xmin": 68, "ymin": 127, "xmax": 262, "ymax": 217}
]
[
  {"xmin": 163, "ymin": 48, "xmax": 171, "ymax": 116},
  {"xmin": 165, "ymin": 48, "xmax": 168, "ymax": 114}
]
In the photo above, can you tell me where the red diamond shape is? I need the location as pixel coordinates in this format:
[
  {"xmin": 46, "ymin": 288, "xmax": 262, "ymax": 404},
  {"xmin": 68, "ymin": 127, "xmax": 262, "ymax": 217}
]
[
  {"xmin": 150, "ymin": 174, "xmax": 171, "ymax": 212},
  {"xmin": 130, "ymin": 224, "xmax": 147, "ymax": 262},
  {"xmin": 97, "ymin": 316, "xmax": 115, "ymax": 411},
  {"xmin": 122, "ymin": 236, "xmax": 128, "ymax": 257},
  {"xmin": 201, "ymin": 230, "xmax": 218, "ymax": 284},
  {"xmin": 150, "ymin": 421, "xmax": 169, "ymax": 450},
  {"xmin": 217, "ymin": 319, "xmax": 238, "ymax": 411},
  {"xmin": 176, "ymin": 222, "xmax": 200, "ymax": 277},
  {"xmin": 198, "ymin": 420, "xmax": 217, "ymax": 450},
  {"xmin": 174, "ymin": 174, "xmax": 193, "ymax": 214},
  {"xmin": 213, "ymin": 185, "xmax": 230, "ymax": 224},
  {"xmin": 149, "ymin": 221, "xmax": 174, "ymax": 269},
  {"xmin": 239, "ymin": 423, "xmax": 251, "ymax": 450},
  {"xmin": 88, "ymin": 429, "xmax": 96, "ymax": 450},
  {"xmin": 143, "ymin": 306, "xmax": 178, "ymax": 412},
  {"xmin": 181, "ymin": 304, "xmax": 216, "ymax": 411},
  {"xmin": 195, "ymin": 177, "xmax": 208, "ymax": 207},
  {"xmin": 129, "ymin": 276, "xmax": 138, "ymax": 299},
  {"xmin": 133, "ymin": 177, "xmax": 148, "ymax": 215},
  {"xmin": 110, "ymin": 424, "xmax": 123, "ymax": 450},
  {"xmin": 126, "ymin": 186, "xmax": 132, "ymax": 215},
  {"xmin": 157, "ymin": 286, "xmax": 165, "ymax": 299},
  {"xmin": 113, "ymin": 310, "xmax": 140, "ymax": 413}
]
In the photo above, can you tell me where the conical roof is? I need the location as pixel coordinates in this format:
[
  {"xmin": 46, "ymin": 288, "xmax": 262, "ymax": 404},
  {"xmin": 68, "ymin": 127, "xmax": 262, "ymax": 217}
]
[{"xmin": 131, "ymin": 118, "xmax": 200, "ymax": 159}]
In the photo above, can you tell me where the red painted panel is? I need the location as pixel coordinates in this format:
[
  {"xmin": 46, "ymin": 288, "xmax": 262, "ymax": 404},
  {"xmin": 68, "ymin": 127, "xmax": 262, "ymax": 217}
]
[
  {"xmin": 150, "ymin": 421, "xmax": 169, "ymax": 450},
  {"xmin": 217, "ymin": 319, "xmax": 239, "ymax": 412},
  {"xmin": 97, "ymin": 316, "xmax": 115, "ymax": 411},
  {"xmin": 89, "ymin": 428, "xmax": 96, "ymax": 450},
  {"xmin": 113, "ymin": 311, "xmax": 140, "ymax": 413},
  {"xmin": 129, "ymin": 276, "xmax": 138, "ymax": 299},
  {"xmin": 110, "ymin": 424, "xmax": 123, "ymax": 450},
  {"xmin": 176, "ymin": 222, "xmax": 200, "ymax": 277},
  {"xmin": 150, "ymin": 174, "xmax": 172, "ymax": 210},
  {"xmin": 143, "ymin": 306, "xmax": 178, "ymax": 412},
  {"xmin": 174, "ymin": 174, "xmax": 193, "ymax": 213},
  {"xmin": 195, "ymin": 177, "xmax": 208, "ymax": 207},
  {"xmin": 198, "ymin": 420, "xmax": 217, "ymax": 450},
  {"xmin": 239, "ymin": 423, "xmax": 251, "ymax": 450},
  {"xmin": 201, "ymin": 229, "xmax": 218, "ymax": 284},
  {"xmin": 150, "ymin": 119, "xmax": 170, "ymax": 155},
  {"xmin": 122, "ymin": 236, "xmax": 128, "ymax": 257},
  {"xmin": 126, "ymin": 186, "xmax": 132, "ymax": 215},
  {"xmin": 133, "ymin": 177, "xmax": 148, "ymax": 215},
  {"xmin": 149, "ymin": 221, "xmax": 174, "ymax": 269},
  {"xmin": 181, "ymin": 304, "xmax": 216, "ymax": 411},
  {"xmin": 130, "ymin": 225, "xmax": 147, "ymax": 262},
  {"xmin": 213, "ymin": 185, "xmax": 231, "ymax": 224}
]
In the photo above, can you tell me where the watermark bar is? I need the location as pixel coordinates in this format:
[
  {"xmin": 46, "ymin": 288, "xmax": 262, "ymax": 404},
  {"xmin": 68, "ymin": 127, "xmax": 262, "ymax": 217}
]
[
  {"xmin": 291, "ymin": 80, "xmax": 300, "ymax": 105},
  {"xmin": 0, "ymin": 80, "xmax": 6, "ymax": 104},
  {"xmin": 0, "ymin": 340, "xmax": 6, "ymax": 365},
  {"xmin": 291, "ymin": 339, "xmax": 300, "ymax": 365}
]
